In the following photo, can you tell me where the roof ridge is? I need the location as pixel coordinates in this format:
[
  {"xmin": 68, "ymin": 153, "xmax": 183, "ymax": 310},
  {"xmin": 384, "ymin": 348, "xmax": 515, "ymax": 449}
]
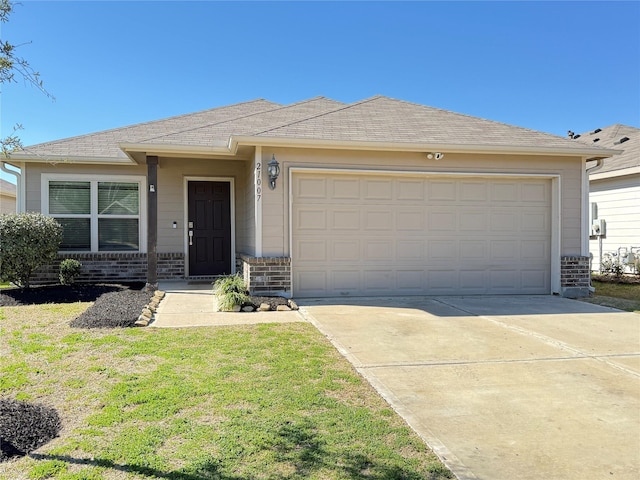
[
  {"xmin": 138, "ymin": 97, "xmax": 342, "ymax": 143},
  {"xmin": 24, "ymin": 98, "xmax": 280, "ymax": 148},
  {"xmin": 254, "ymin": 96, "xmax": 382, "ymax": 135}
]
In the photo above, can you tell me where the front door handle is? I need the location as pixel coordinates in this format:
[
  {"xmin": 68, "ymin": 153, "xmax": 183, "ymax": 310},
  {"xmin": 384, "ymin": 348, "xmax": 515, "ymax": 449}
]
[{"xmin": 188, "ymin": 230, "xmax": 193, "ymax": 246}]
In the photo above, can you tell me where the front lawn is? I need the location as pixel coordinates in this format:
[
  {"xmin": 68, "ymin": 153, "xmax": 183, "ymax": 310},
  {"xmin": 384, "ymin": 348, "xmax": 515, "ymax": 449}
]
[
  {"xmin": 583, "ymin": 278, "xmax": 640, "ymax": 313},
  {"xmin": 0, "ymin": 303, "xmax": 452, "ymax": 479}
]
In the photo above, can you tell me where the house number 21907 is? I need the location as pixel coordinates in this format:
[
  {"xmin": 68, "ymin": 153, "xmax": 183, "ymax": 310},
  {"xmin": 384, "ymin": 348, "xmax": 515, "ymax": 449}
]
[{"xmin": 255, "ymin": 162, "xmax": 262, "ymax": 201}]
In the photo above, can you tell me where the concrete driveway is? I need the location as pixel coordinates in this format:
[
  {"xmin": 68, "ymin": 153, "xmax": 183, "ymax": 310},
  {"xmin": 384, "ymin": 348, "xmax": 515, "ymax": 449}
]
[{"xmin": 299, "ymin": 296, "xmax": 640, "ymax": 480}]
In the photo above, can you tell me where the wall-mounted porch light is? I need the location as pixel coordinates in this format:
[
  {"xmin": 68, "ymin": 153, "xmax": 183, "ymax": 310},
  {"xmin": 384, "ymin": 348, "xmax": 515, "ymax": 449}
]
[{"xmin": 268, "ymin": 155, "xmax": 280, "ymax": 190}]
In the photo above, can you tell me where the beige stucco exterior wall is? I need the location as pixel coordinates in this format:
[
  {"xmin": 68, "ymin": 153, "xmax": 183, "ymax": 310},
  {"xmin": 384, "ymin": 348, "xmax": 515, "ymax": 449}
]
[
  {"xmin": 0, "ymin": 193, "xmax": 16, "ymax": 214},
  {"xmin": 23, "ymin": 158, "xmax": 251, "ymax": 254},
  {"xmin": 258, "ymin": 148, "xmax": 585, "ymax": 258},
  {"xmin": 155, "ymin": 157, "xmax": 248, "ymax": 253}
]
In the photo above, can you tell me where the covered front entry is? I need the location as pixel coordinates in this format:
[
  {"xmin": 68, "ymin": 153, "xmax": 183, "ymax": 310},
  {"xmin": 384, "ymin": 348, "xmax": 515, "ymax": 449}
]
[
  {"xmin": 187, "ymin": 180, "xmax": 232, "ymax": 276},
  {"xmin": 292, "ymin": 171, "xmax": 552, "ymax": 297}
]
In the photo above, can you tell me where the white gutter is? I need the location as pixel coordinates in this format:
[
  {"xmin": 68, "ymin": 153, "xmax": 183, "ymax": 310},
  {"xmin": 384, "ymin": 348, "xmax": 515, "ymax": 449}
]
[
  {"xmin": 12, "ymin": 136, "xmax": 621, "ymax": 164},
  {"xmin": 229, "ymin": 135, "xmax": 622, "ymax": 158},
  {"xmin": 584, "ymin": 158, "xmax": 605, "ymax": 293},
  {"xmin": 1, "ymin": 162, "xmax": 23, "ymax": 212}
]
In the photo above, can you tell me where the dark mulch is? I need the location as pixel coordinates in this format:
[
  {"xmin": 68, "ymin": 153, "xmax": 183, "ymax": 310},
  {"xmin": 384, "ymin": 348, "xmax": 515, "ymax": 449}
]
[
  {"xmin": 70, "ymin": 284, "xmax": 153, "ymax": 329},
  {"xmin": 0, "ymin": 283, "xmax": 128, "ymax": 307},
  {"xmin": 0, "ymin": 398, "xmax": 62, "ymax": 462},
  {"xmin": 591, "ymin": 273, "xmax": 640, "ymax": 285},
  {"xmin": 0, "ymin": 282, "xmax": 154, "ymax": 329},
  {"xmin": 246, "ymin": 296, "xmax": 290, "ymax": 311}
]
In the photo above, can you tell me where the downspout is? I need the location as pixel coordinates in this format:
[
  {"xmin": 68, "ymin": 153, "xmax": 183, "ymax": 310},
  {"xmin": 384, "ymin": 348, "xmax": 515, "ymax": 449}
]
[
  {"xmin": 1, "ymin": 161, "xmax": 23, "ymax": 212},
  {"xmin": 585, "ymin": 158, "xmax": 604, "ymax": 293}
]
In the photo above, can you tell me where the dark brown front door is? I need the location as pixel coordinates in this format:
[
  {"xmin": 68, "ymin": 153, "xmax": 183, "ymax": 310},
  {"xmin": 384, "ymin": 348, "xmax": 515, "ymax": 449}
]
[{"xmin": 188, "ymin": 181, "xmax": 231, "ymax": 276}]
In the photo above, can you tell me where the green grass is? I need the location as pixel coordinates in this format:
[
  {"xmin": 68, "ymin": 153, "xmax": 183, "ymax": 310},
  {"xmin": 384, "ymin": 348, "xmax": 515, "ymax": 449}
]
[
  {"xmin": 584, "ymin": 279, "xmax": 640, "ymax": 313},
  {"xmin": 0, "ymin": 303, "xmax": 452, "ymax": 480}
]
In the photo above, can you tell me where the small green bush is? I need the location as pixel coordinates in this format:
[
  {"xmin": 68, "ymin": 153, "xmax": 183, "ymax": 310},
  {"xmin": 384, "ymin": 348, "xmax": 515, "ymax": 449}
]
[
  {"xmin": 0, "ymin": 213, "xmax": 63, "ymax": 288},
  {"xmin": 213, "ymin": 274, "xmax": 250, "ymax": 311},
  {"xmin": 59, "ymin": 258, "xmax": 82, "ymax": 285}
]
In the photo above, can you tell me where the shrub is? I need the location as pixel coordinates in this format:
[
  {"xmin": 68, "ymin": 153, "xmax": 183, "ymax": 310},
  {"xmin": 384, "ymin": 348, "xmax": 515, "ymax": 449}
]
[
  {"xmin": 600, "ymin": 255, "xmax": 624, "ymax": 277},
  {"xmin": 0, "ymin": 398, "xmax": 62, "ymax": 461},
  {"xmin": 213, "ymin": 274, "xmax": 250, "ymax": 311},
  {"xmin": 0, "ymin": 213, "xmax": 63, "ymax": 288},
  {"xmin": 59, "ymin": 258, "xmax": 82, "ymax": 285}
]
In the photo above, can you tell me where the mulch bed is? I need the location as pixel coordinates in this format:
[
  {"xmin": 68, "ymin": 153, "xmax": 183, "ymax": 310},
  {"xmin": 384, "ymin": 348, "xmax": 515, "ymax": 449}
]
[
  {"xmin": 591, "ymin": 274, "xmax": 640, "ymax": 285},
  {"xmin": 0, "ymin": 283, "xmax": 153, "ymax": 329}
]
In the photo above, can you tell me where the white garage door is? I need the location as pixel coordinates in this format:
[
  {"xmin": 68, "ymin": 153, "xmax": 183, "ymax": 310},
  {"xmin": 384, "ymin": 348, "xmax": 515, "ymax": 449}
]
[{"xmin": 292, "ymin": 172, "xmax": 551, "ymax": 297}]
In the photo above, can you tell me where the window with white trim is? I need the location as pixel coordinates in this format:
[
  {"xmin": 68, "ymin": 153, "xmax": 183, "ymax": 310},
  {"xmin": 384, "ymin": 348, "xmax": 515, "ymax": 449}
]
[{"xmin": 43, "ymin": 175, "xmax": 146, "ymax": 252}]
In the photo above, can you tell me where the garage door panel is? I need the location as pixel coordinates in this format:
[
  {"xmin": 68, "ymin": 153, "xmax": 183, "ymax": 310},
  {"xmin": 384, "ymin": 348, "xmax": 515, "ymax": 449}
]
[
  {"xmin": 491, "ymin": 182, "xmax": 518, "ymax": 202},
  {"xmin": 364, "ymin": 270, "xmax": 394, "ymax": 291},
  {"xmin": 428, "ymin": 180, "xmax": 457, "ymax": 201},
  {"xmin": 364, "ymin": 240, "xmax": 394, "ymax": 261},
  {"xmin": 292, "ymin": 173, "xmax": 551, "ymax": 297},
  {"xmin": 460, "ymin": 210, "xmax": 488, "ymax": 232},
  {"xmin": 397, "ymin": 209, "xmax": 425, "ymax": 230},
  {"xmin": 364, "ymin": 179, "xmax": 393, "ymax": 200},
  {"xmin": 522, "ymin": 182, "xmax": 549, "ymax": 202},
  {"xmin": 296, "ymin": 178, "xmax": 327, "ymax": 199},
  {"xmin": 429, "ymin": 209, "xmax": 457, "ymax": 232},
  {"xmin": 332, "ymin": 239, "xmax": 360, "ymax": 261},
  {"xmin": 460, "ymin": 239, "xmax": 488, "ymax": 258},
  {"xmin": 397, "ymin": 270, "xmax": 425, "ymax": 291},
  {"xmin": 427, "ymin": 269, "xmax": 458, "ymax": 291},
  {"xmin": 295, "ymin": 207, "xmax": 326, "ymax": 229},
  {"xmin": 460, "ymin": 270, "xmax": 487, "ymax": 290},
  {"xmin": 429, "ymin": 240, "xmax": 458, "ymax": 262},
  {"xmin": 521, "ymin": 209, "xmax": 550, "ymax": 232},
  {"xmin": 331, "ymin": 209, "xmax": 360, "ymax": 230},
  {"xmin": 397, "ymin": 180, "xmax": 425, "ymax": 200},
  {"xmin": 332, "ymin": 270, "xmax": 360, "ymax": 293},
  {"xmin": 491, "ymin": 240, "xmax": 518, "ymax": 261},
  {"xmin": 521, "ymin": 269, "xmax": 548, "ymax": 290},
  {"xmin": 460, "ymin": 181, "xmax": 488, "ymax": 202},
  {"xmin": 298, "ymin": 239, "xmax": 327, "ymax": 261},
  {"xmin": 365, "ymin": 210, "xmax": 393, "ymax": 230},
  {"xmin": 397, "ymin": 240, "xmax": 426, "ymax": 260},
  {"xmin": 490, "ymin": 210, "xmax": 520, "ymax": 232},
  {"xmin": 295, "ymin": 270, "xmax": 327, "ymax": 296},
  {"xmin": 489, "ymin": 270, "xmax": 519, "ymax": 290},
  {"xmin": 331, "ymin": 178, "xmax": 360, "ymax": 199}
]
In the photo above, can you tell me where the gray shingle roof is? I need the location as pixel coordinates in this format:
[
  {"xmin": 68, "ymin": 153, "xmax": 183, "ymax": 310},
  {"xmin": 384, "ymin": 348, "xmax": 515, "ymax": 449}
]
[
  {"xmin": 574, "ymin": 124, "xmax": 639, "ymax": 176},
  {"xmin": 15, "ymin": 95, "xmax": 615, "ymax": 161}
]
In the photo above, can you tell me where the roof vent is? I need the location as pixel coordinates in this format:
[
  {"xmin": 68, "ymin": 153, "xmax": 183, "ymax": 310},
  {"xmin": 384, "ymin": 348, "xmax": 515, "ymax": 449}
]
[
  {"xmin": 614, "ymin": 137, "xmax": 630, "ymax": 145},
  {"xmin": 573, "ymin": 134, "xmax": 581, "ymax": 139},
  {"xmin": 593, "ymin": 138, "xmax": 600, "ymax": 143},
  {"xmin": 592, "ymin": 128, "xmax": 602, "ymax": 134}
]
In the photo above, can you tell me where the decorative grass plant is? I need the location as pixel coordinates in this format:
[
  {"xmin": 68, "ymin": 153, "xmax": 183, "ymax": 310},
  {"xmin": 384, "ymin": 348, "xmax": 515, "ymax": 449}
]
[{"xmin": 213, "ymin": 274, "xmax": 250, "ymax": 311}]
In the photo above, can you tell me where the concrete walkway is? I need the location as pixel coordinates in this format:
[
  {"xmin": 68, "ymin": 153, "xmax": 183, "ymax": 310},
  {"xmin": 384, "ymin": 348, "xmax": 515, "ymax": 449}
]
[
  {"xmin": 150, "ymin": 281, "xmax": 302, "ymax": 327},
  {"xmin": 300, "ymin": 296, "xmax": 640, "ymax": 480}
]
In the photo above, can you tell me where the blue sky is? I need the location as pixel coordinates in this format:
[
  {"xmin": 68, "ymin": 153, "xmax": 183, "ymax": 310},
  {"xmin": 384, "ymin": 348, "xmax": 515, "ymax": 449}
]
[{"xmin": 1, "ymin": 0, "xmax": 639, "ymax": 182}]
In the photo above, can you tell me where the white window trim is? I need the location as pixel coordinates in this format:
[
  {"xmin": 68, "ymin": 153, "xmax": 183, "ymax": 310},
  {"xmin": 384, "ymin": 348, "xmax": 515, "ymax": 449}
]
[{"xmin": 41, "ymin": 173, "xmax": 147, "ymax": 253}]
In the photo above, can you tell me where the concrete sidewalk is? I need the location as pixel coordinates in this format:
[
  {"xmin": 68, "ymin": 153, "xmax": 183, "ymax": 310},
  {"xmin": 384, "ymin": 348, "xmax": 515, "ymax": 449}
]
[
  {"xmin": 150, "ymin": 281, "xmax": 303, "ymax": 327},
  {"xmin": 300, "ymin": 296, "xmax": 640, "ymax": 480}
]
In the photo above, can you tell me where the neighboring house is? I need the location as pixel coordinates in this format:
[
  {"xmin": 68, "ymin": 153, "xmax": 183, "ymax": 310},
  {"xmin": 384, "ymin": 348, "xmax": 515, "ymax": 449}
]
[
  {"xmin": 0, "ymin": 178, "xmax": 17, "ymax": 214},
  {"xmin": 7, "ymin": 96, "xmax": 617, "ymax": 297},
  {"xmin": 573, "ymin": 124, "xmax": 640, "ymax": 273}
]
